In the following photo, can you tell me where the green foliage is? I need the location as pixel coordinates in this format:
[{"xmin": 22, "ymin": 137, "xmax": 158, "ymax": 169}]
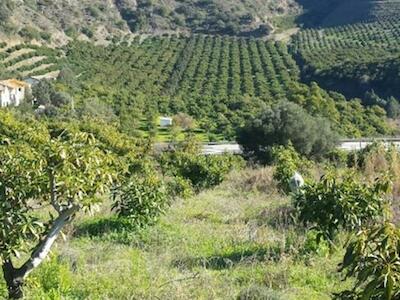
[
  {"xmin": 27, "ymin": 256, "xmax": 73, "ymax": 297},
  {"xmin": 0, "ymin": 43, "xmax": 61, "ymax": 79},
  {"xmin": 0, "ymin": 115, "xmax": 118, "ymax": 262},
  {"xmin": 112, "ymin": 174, "xmax": 169, "ymax": 227},
  {"xmin": 166, "ymin": 176, "xmax": 194, "ymax": 199},
  {"xmin": 237, "ymin": 101, "xmax": 338, "ymax": 164},
  {"xmin": 272, "ymin": 144, "xmax": 311, "ymax": 193},
  {"xmin": 160, "ymin": 151, "xmax": 245, "ymax": 191},
  {"xmin": 337, "ymin": 222, "xmax": 400, "ymax": 300},
  {"xmin": 291, "ymin": 18, "xmax": 400, "ymax": 104},
  {"xmin": 0, "ymin": 111, "xmax": 148, "ymax": 297},
  {"xmin": 293, "ymin": 173, "xmax": 390, "ymax": 242},
  {"xmin": 62, "ymin": 37, "xmax": 390, "ymax": 140}
]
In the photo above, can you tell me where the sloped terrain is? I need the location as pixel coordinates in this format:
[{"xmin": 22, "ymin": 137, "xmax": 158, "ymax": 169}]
[
  {"xmin": 291, "ymin": 18, "xmax": 400, "ymax": 100},
  {"xmin": 62, "ymin": 36, "xmax": 391, "ymax": 138},
  {"xmin": 297, "ymin": 0, "xmax": 400, "ymax": 27},
  {"xmin": 1, "ymin": 0, "xmax": 400, "ymax": 42},
  {"xmin": 0, "ymin": 0, "xmax": 300, "ymax": 44},
  {"xmin": 0, "ymin": 42, "xmax": 62, "ymax": 79}
]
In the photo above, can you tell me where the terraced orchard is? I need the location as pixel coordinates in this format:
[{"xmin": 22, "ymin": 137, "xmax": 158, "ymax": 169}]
[
  {"xmin": 65, "ymin": 35, "xmax": 390, "ymax": 138},
  {"xmin": 0, "ymin": 42, "xmax": 61, "ymax": 79},
  {"xmin": 291, "ymin": 18, "xmax": 400, "ymax": 99}
]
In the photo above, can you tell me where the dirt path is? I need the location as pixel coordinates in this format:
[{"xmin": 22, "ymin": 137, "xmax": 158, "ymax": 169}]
[{"xmin": 270, "ymin": 27, "xmax": 300, "ymax": 42}]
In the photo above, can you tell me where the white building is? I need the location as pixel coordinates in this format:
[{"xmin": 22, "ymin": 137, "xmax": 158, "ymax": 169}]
[
  {"xmin": 160, "ymin": 117, "xmax": 173, "ymax": 127},
  {"xmin": 0, "ymin": 79, "xmax": 28, "ymax": 107}
]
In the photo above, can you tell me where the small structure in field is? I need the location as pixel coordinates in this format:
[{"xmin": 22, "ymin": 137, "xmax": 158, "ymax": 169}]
[
  {"xmin": 23, "ymin": 76, "xmax": 41, "ymax": 87},
  {"xmin": 0, "ymin": 79, "xmax": 29, "ymax": 107},
  {"xmin": 160, "ymin": 117, "xmax": 173, "ymax": 127}
]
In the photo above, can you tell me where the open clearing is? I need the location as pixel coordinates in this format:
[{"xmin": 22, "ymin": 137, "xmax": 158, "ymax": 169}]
[{"xmin": 11, "ymin": 168, "xmax": 350, "ymax": 299}]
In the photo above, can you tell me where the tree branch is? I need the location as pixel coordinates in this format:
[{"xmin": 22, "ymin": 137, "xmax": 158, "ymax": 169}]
[{"xmin": 17, "ymin": 205, "xmax": 79, "ymax": 279}]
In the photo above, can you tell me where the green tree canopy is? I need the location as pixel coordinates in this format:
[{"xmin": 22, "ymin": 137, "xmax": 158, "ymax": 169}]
[
  {"xmin": 0, "ymin": 111, "xmax": 143, "ymax": 299},
  {"xmin": 237, "ymin": 101, "xmax": 338, "ymax": 164}
]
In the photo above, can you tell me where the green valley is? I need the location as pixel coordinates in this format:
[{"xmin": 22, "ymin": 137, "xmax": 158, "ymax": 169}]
[{"xmin": 1, "ymin": 1, "xmax": 400, "ymax": 299}]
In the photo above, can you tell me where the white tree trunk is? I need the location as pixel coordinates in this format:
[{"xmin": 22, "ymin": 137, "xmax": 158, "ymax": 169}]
[{"xmin": 19, "ymin": 205, "xmax": 79, "ymax": 278}]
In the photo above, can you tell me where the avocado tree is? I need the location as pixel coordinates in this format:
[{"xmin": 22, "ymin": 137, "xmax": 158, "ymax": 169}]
[{"xmin": 0, "ymin": 114, "xmax": 121, "ymax": 299}]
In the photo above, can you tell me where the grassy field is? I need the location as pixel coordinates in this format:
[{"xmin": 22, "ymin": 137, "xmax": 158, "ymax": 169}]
[{"xmin": 0, "ymin": 168, "xmax": 352, "ymax": 299}]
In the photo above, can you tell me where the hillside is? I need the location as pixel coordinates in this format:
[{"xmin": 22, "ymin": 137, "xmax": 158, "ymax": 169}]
[
  {"xmin": 297, "ymin": 0, "xmax": 400, "ymax": 27},
  {"xmin": 2, "ymin": 1, "xmax": 400, "ymax": 43},
  {"xmin": 291, "ymin": 18, "xmax": 400, "ymax": 102},
  {"xmin": 0, "ymin": 42, "xmax": 61, "ymax": 79},
  {"xmin": 7, "ymin": 168, "xmax": 348, "ymax": 299},
  {"xmin": 0, "ymin": 0, "xmax": 300, "ymax": 44},
  {"xmin": 61, "ymin": 36, "xmax": 390, "ymax": 139}
]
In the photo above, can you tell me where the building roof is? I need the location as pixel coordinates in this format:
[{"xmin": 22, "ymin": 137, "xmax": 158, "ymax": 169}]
[{"xmin": 0, "ymin": 79, "xmax": 28, "ymax": 89}]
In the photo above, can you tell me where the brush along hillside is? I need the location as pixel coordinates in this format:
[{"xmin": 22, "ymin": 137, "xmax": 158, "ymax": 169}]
[
  {"xmin": 61, "ymin": 36, "xmax": 391, "ymax": 140},
  {"xmin": 0, "ymin": 0, "xmax": 300, "ymax": 43},
  {"xmin": 3, "ymin": 0, "xmax": 400, "ymax": 43}
]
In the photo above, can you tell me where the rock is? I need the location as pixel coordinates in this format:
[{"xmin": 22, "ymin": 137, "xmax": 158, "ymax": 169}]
[{"xmin": 289, "ymin": 172, "xmax": 304, "ymax": 192}]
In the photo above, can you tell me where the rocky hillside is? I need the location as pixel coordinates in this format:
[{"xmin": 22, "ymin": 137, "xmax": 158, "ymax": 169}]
[
  {"xmin": 2, "ymin": 0, "xmax": 400, "ymax": 44},
  {"xmin": 0, "ymin": 0, "xmax": 300, "ymax": 44}
]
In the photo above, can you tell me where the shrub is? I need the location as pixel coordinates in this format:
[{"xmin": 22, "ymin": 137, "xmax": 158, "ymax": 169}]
[
  {"xmin": 19, "ymin": 27, "xmax": 41, "ymax": 40},
  {"xmin": 226, "ymin": 167, "xmax": 278, "ymax": 194},
  {"xmin": 326, "ymin": 148, "xmax": 349, "ymax": 167},
  {"xmin": 337, "ymin": 222, "xmax": 400, "ymax": 300},
  {"xmin": 237, "ymin": 101, "xmax": 338, "ymax": 164},
  {"xmin": 272, "ymin": 144, "xmax": 312, "ymax": 193},
  {"xmin": 160, "ymin": 151, "xmax": 245, "ymax": 191},
  {"xmin": 112, "ymin": 174, "xmax": 169, "ymax": 227},
  {"xmin": 293, "ymin": 173, "xmax": 390, "ymax": 243},
  {"xmin": 166, "ymin": 176, "xmax": 194, "ymax": 199}
]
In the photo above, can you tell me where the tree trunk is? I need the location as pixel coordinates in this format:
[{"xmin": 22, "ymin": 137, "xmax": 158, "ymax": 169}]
[
  {"xmin": 2, "ymin": 260, "xmax": 24, "ymax": 299},
  {"xmin": 1, "ymin": 205, "xmax": 79, "ymax": 299}
]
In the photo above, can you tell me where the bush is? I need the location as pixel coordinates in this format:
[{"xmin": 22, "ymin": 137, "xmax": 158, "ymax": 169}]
[
  {"xmin": 337, "ymin": 222, "xmax": 400, "ymax": 300},
  {"xmin": 166, "ymin": 176, "xmax": 194, "ymax": 199},
  {"xmin": 112, "ymin": 174, "xmax": 169, "ymax": 227},
  {"xmin": 293, "ymin": 173, "xmax": 390, "ymax": 243},
  {"xmin": 160, "ymin": 151, "xmax": 245, "ymax": 191},
  {"xmin": 272, "ymin": 144, "xmax": 312, "ymax": 193},
  {"xmin": 237, "ymin": 101, "xmax": 338, "ymax": 164}
]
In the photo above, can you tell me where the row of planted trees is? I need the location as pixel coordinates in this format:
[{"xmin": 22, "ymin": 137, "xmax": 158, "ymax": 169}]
[{"xmin": 63, "ymin": 37, "xmax": 393, "ymax": 140}]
